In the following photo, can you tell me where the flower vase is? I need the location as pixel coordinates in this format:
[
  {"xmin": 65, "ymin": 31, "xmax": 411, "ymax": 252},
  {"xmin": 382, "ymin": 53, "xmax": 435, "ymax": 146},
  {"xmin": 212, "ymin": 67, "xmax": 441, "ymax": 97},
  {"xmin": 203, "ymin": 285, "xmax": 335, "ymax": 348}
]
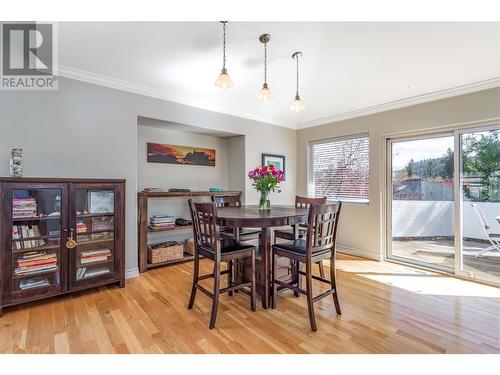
[{"xmin": 259, "ymin": 191, "xmax": 271, "ymax": 211}]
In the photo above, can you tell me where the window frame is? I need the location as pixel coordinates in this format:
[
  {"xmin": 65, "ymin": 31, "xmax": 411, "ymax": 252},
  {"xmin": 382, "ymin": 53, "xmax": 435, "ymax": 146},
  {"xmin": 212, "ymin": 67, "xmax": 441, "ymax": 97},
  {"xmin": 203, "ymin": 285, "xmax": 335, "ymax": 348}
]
[{"xmin": 308, "ymin": 132, "xmax": 370, "ymax": 204}]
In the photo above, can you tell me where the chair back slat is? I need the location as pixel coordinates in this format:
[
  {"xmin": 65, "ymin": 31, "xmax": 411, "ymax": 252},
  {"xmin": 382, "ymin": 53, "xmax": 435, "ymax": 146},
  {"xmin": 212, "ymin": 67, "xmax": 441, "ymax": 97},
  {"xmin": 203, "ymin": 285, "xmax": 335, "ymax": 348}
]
[
  {"xmin": 306, "ymin": 202, "xmax": 342, "ymax": 256},
  {"xmin": 212, "ymin": 193, "xmax": 242, "ymax": 208},
  {"xmin": 295, "ymin": 195, "xmax": 327, "ymax": 208},
  {"xmin": 188, "ymin": 199, "xmax": 220, "ymax": 255}
]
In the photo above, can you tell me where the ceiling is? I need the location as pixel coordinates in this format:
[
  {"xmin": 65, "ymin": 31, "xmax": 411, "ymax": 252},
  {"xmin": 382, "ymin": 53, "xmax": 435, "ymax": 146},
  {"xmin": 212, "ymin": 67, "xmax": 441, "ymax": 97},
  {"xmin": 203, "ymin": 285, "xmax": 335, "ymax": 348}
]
[{"xmin": 58, "ymin": 22, "xmax": 500, "ymax": 129}]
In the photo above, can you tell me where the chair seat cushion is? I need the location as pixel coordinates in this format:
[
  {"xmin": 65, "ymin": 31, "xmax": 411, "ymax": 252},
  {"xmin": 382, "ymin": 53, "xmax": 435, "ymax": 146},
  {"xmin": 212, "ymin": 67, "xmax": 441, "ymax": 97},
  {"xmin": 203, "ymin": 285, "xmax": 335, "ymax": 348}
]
[
  {"xmin": 199, "ymin": 240, "xmax": 254, "ymax": 255},
  {"xmin": 273, "ymin": 239, "xmax": 330, "ymax": 256},
  {"xmin": 274, "ymin": 227, "xmax": 307, "ymax": 240}
]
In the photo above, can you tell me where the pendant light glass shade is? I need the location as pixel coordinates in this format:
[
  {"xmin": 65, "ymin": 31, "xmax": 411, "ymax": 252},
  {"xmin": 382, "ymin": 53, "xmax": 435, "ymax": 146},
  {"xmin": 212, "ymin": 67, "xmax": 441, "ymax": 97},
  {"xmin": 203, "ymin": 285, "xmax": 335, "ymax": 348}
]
[
  {"xmin": 215, "ymin": 21, "xmax": 233, "ymax": 90},
  {"xmin": 258, "ymin": 33, "xmax": 272, "ymax": 101},
  {"xmin": 258, "ymin": 83, "xmax": 273, "ymax": 101},
  {"xmin": 215, "ymin": 68, "xmax": 234, "ymax": 90},
  {"xmin": 290, "ymin": 52, "xmax": 305, "ymax": 112},
  {"xmin": 290, "ymin": 94, "xmax": 306, "ymax": 112}
]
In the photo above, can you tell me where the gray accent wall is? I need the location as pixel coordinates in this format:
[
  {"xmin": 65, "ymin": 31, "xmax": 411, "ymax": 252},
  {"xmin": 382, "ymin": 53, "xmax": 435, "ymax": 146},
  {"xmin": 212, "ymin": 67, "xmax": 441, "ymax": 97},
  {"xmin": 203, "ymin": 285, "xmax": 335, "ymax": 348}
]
[{"xmin": 0, "ymin": 77, "xmax": 297, "ymax": 276}]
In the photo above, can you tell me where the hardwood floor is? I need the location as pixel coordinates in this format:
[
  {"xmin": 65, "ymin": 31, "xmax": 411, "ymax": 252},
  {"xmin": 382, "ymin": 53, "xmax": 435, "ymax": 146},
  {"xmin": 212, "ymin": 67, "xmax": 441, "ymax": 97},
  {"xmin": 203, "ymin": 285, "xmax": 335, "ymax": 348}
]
[{"xmin": 1, "ymin": 254, "xmax": 499, "ymax": 354}]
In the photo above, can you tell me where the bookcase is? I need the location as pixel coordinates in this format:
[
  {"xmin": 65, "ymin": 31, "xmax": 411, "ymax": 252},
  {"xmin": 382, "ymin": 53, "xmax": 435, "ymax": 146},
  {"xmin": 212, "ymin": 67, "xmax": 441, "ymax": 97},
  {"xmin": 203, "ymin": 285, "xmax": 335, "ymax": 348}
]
[
  {"xmin": 0, "ymin": 177, "xmax": 125, "ymax": 315},
  {"xmin": 138, "ymin": 190, "xmax": 241, "ymax": 272}
]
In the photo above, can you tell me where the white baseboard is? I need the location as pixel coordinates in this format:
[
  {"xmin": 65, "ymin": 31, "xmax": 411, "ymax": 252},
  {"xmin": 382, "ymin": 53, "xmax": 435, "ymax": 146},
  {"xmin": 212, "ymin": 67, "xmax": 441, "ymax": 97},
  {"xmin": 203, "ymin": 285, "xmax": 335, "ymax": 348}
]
[
  {"xmin": 125, "ymin": 267, "xmax": 140, "ymax": 279},
  {"xmin": 337, "ymin": 245, "xmax": 382, "ymax": 261}
]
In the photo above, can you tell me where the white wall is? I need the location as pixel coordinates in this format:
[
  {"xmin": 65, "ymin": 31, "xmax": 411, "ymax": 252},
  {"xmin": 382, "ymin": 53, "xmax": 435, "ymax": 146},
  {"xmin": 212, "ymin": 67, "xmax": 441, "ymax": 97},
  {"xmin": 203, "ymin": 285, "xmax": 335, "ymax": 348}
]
[
  {"xmin": 0, "ymin": 77, "xmax": 297, "ymax": 277},
  {"xmin": 297, "ymin": 87, "xmax": 500, "ymax": 260}
]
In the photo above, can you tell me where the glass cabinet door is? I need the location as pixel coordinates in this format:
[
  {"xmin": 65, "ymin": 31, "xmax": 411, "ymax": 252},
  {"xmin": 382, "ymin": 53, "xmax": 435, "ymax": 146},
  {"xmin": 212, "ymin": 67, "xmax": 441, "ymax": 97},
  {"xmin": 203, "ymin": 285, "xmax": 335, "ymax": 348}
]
[
  {"xmin": 69, "ymin": 185, "xmax": 119, "ymax": 288},
  {"xmin": 7, "ymin": 184, "xmax": 67, "ymax": 300}
]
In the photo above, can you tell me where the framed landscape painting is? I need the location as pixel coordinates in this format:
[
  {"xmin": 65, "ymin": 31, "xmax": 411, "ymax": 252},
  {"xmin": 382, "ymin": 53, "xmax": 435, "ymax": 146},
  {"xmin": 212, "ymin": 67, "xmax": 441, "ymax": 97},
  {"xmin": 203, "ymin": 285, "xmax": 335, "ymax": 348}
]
[
  {"xmin": 147, "ymin": 142, "xmax": 216, "ymax": 166},
  {"xmin": 262, "ymin": 153, "xmax": 286, "ymax": 180}
]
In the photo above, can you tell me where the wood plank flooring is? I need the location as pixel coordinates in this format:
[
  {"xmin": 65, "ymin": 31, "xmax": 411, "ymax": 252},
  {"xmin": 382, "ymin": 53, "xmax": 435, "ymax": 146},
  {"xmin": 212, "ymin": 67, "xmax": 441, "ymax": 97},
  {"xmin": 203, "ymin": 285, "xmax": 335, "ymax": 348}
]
[{"xmin": 1, "ymin": 254, "xmax": 499, "ymax": 354}]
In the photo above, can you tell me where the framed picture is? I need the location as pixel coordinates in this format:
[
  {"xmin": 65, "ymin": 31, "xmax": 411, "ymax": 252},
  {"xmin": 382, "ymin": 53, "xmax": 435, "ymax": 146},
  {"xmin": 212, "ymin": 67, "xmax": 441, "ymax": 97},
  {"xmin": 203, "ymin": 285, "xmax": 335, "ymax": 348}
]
[
  {"xmin": 262, "ymin": 153, "xmax": 286, "ymax": 180},
  {"xmin": 147, "ymin": 142, "xmax": 216, "ymax": 166},
  {"xmin": 88, "ymin": 190, "xmax": 115, "ymax": 214}
]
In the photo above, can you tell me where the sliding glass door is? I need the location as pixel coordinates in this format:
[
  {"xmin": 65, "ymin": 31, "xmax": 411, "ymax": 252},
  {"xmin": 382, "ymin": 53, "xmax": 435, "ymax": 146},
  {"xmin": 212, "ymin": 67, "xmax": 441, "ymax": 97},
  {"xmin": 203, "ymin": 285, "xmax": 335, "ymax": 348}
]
[
  {"xmin": 387, "ymin": 124, "xmax": 500, "ymax": 286},
  {"xmin": 457, "ymin": 128, "xmax": 500, "ymax": 284},
  {"xmin": 387, "ymin": 134, "xmax": 455, "ymax": 272}
]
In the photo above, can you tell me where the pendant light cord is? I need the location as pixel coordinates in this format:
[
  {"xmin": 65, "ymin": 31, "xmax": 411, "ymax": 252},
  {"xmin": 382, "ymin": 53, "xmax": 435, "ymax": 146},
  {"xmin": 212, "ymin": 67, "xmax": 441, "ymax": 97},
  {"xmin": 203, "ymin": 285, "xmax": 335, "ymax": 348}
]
[
  {"xmin": 222, "ymin": 22, "xmax": 227, "ymax": 70},
  {"xmin": 295, "ymin": 54, "xmax": 300, "ymax": 97},
  {"xmin": 264, "ymin": 42, "xmax": 267, "ymax": 84}
]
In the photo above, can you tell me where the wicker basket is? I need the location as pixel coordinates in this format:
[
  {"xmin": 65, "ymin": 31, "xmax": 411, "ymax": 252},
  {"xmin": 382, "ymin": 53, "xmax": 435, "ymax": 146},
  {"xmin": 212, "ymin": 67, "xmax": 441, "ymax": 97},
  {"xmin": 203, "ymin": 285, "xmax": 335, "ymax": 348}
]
[
  {"xmin": 147, "ymin": 241, "xmax": 184, "ymax": 264},
  {"xmin": 184, "ymin": 239, "xmax": 195, "ymax": 255}
]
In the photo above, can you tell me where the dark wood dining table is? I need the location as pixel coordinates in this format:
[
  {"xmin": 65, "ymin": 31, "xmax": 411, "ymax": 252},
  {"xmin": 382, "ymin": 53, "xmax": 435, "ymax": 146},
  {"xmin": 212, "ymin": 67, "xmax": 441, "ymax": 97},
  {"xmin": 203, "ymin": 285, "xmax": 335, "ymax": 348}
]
[{"xmin": 217, "ymin": 205, "xmax": 309, "ymax": 308}]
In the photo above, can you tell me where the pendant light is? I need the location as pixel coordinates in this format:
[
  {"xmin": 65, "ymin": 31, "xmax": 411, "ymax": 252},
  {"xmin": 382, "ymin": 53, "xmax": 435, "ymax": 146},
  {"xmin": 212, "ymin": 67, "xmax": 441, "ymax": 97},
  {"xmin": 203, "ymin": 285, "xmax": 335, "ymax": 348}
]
[
  {"xmin": 214, "ymin": 21, "xmax": 234, "ymax": 90},
  {"xmin": 258, "ymin": 33, "xmax": 272, "ymax": 101},
  {"xmin": 290, "ymin": 51, "xmax": 306, "ymax": 112}
]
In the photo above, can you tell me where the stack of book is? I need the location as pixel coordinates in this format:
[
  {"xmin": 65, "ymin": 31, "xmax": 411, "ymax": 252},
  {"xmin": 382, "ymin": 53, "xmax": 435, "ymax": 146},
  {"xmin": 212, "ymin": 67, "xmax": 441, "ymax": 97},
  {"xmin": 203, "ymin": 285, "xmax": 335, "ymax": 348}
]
[
  {"xmin": 76, "ymin": 219, "xmax": 88, "ymax": 234},
  {"xmin": 149, "ymin": 214, "xmax": 176, "ymax": 230},
  {"xmin": 13, "ymin": 198, "xmax": 37, "ymax": 218},
  {"xmin": 80, "ymin": 248, "xmax": 112, "ymax": 264},
  {"xmin": 12, "ymin": 225, "xmax": 46, "ymax": 249},
  {"xmin": 15, "ymin": 251, "xmax": 58, "ymax": 276}
]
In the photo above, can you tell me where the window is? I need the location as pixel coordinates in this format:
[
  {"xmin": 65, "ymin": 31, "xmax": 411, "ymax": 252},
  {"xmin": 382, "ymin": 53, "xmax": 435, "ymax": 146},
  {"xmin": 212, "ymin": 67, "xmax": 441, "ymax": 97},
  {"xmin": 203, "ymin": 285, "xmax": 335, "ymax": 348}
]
[{"xmin": 310, "ymin": 134, "xmax": 370, "ymax": 203}]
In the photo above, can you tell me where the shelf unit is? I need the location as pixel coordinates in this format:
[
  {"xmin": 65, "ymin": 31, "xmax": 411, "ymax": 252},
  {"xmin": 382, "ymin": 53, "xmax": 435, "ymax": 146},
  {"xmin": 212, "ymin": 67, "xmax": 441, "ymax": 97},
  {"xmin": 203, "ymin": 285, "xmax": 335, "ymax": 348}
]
[
  {"xmin": 0, "ymin": 177, "xmax": 126, "ymax": 316},
  {"xmin": 138, "ymin": 190, "xmax": 241, "ymax": 272}
]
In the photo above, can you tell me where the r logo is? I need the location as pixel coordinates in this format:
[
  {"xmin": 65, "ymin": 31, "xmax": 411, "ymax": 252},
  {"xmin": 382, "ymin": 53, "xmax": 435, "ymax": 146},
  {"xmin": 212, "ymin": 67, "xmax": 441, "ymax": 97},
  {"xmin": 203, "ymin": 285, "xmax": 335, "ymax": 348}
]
[{"xmin": 2, "ymin": 23, "xmax": 53, "ymax": 76}]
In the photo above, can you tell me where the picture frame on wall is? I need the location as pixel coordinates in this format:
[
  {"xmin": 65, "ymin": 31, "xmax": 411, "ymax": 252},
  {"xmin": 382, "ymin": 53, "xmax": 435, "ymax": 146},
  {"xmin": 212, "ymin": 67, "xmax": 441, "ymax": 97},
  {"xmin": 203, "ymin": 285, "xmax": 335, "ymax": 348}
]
[{"xmin": 262, "ymin": 153, "xmax": 286, "ymax": 180}]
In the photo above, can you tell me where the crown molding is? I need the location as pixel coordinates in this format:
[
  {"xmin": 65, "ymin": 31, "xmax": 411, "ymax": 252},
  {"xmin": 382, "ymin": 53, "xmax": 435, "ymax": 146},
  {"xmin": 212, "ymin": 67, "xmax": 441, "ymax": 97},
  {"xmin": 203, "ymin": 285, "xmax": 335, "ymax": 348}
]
[
  {"xmin": 296, "ymin": 77, "xmax": 500, "ymax": 129},
  {"xmin": 57, "ymin": 65, "xmax": 499, "ymax": 132},
  {"xmin": 57, "ymin": 65, "xmax": 293, "ymax": 129}
]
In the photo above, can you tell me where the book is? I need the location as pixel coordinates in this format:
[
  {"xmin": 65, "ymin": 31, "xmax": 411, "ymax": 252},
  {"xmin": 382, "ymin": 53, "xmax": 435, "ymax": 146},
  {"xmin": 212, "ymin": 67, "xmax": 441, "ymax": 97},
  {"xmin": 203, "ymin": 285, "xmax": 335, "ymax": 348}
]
[
  {"xmin": 19, "ymin": 277, "xmax": 50, "ymax": 290},
  {"xmin": 12, "ymin": 226, "xmax": 22, "ymax": 250},
  {"xmin": 83, "ymin": 267, "xmax": 110, "ymax": 279},
  {"xmin": 76, "ymin": 268, "xmax": 86, "ymax": 280}
]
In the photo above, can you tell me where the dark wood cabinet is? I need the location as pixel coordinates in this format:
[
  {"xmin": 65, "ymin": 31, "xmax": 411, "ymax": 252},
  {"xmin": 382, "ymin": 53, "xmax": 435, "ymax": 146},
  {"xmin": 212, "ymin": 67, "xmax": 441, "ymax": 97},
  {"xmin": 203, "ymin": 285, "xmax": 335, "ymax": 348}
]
[{"xmin": 0, "ymin": 177, "xmax": 125, "ymax": 315}]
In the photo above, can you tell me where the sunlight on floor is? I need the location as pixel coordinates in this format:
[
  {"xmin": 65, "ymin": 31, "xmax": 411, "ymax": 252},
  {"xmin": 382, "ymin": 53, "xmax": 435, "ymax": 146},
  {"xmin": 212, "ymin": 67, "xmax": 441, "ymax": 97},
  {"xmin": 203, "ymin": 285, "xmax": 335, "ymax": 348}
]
[
  {"xmin": 360, "ymin": 273, "xmax": 500, "ymax": 297},
  {"xmin": 336, "ymin": 255, "xmax": 500, "ymax": 298}
]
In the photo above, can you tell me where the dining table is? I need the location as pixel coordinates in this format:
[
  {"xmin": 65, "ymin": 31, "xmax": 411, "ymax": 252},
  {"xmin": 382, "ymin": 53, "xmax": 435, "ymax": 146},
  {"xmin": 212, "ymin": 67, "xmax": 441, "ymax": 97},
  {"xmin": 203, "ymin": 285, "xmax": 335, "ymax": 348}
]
[{"xmin": 217, "ymin": 205, "xmax": 309, "ymax": 309}]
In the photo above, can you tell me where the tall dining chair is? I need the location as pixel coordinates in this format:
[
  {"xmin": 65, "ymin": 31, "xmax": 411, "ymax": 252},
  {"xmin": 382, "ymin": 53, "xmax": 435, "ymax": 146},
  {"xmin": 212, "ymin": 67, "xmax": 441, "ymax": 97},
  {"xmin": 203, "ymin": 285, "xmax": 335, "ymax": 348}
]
[
  {"xmin": 212, "ymin": 193, "xmax": 260, "ymax": 241},
  {"xmin": 274, "ymin": 196, "xmax": 327, "ymax": 278},
  {"xmin": 272, "ymin": 202, "xmax": 342, "ymax": 332},
  {"xmin": 188, "ymin": 199, "xmax": 256, "ymax": 329}
]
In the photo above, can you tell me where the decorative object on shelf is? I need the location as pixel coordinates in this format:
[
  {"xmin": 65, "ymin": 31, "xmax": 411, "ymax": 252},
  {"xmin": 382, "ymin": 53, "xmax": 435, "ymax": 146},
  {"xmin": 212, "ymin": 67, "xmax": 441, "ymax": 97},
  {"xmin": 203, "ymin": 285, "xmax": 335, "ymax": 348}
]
[
  {"xmin": 9, "ymin": 148, "xmax": 23, "ymax": 177},
  {"xmin": 209, "ymin": 187, "xmax": 224, "ymax": 192},
  {"xmin": 290, "ymin": 51, "xmax": 306, "ymax": 112},
  {"xmin": 142, "ymin": 187, "xmax": 163, "ymax": 193},
  {"xmin": 175, "ymin": 218, "xmax": 192, "ymax": 226},
  {"xmin": 262, "ymin": 153, "xmax": 286, "ymax": 180},
  {"xmin": 168, "ymin": 188, "xmax": 192, "ymax": 192},
  {"xmin": 147, "ymin": 142, "xmax": 216, "ymax": 166},
  {"xmin": 88, "ymin": 190, "xmax": 114, "ymax": 213},
  {"xmin": 214, "ymin": 21, "xmax": 234, "ymax": 90},
  {"xmin": 258, "ymin": 33, "xmax": 273, "ymax": 101},
  {"xmin": 248, "ymin": 165, "xmax": 284, "ymax": 211}
]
